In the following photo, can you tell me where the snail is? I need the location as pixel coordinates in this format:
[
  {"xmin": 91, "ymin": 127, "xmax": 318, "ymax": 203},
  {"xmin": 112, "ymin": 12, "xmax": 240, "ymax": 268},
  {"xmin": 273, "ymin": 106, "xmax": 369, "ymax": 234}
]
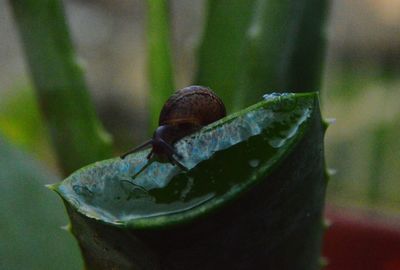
[{"xmin": 121, "ymin": 85, "xmax": 226, "ymax": 169}]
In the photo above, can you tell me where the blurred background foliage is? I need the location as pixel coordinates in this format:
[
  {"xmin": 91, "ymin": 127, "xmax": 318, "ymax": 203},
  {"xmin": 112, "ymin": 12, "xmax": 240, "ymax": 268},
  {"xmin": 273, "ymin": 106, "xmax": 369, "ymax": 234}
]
[{"xmin": 0, "ymin": 0, "xmax": 399, "ymax": 269}]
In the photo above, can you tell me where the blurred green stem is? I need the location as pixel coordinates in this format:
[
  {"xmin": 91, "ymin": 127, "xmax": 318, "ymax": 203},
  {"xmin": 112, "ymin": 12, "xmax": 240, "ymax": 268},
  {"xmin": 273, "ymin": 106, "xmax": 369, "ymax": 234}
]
[
  {"xmin": 238, "ymin": 0, "xmax": 329, "ymax": 108},
  {"xmin": 367, "ymin": 124, "xmax": 388, "ymax": 203},
  {"xmin": 195, "ymin": 0, "xmax": 256, "ymax": 112},
  {"xmin": 9, "ymin": 0, "xmax": 112, "ymax": 176},
  {"xmin": 196, "ymin": 0, "xmax": 330, "ymax": 111},
  {"xmin": 147, "ymin": 0, "xmax": 175, "ymax": 131}
]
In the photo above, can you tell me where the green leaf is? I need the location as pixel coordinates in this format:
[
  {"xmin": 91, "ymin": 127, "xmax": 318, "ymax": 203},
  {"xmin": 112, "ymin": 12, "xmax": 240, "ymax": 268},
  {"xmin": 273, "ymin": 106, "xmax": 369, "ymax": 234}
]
[
  {"xmin": 195, "ymin": 0, "xmax": 329, "ymax": 111},
  {"xmin": 0, "ymin": 136, "xmax": 82, "ymax": 270},
  {"xmin": 147, "ymin": 0, "xmax": 175, "ymax": 131},
  {"xmin": 237, "ymin": 0, "xmax": 329, "ymax": 108},
  {"xmin": 0, "ymin": 86, "xmax": 51, "ymax": 159},
  {"xmin": 9, "ymin": 0, "xmax": 112, "ymax": 176},
  {"xmin": 50, "ymin": 92, "xmax": 326, "ymax": 269},
  {"xmin": 53, "ymin": 92, "xmax": 314, "ymax": 227},
  {"xmin": 195, "ymin": 0, "xmax": 256, "ymax": 112}
]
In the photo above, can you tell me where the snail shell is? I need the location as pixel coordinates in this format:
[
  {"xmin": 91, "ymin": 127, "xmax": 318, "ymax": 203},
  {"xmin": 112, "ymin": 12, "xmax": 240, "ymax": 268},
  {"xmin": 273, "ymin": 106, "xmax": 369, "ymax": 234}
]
[
  {"xmin": 121, "ymin": 85, "xmax": 226, "ymax": 168},
  {"xmin": 159, "ymin": 85, "xmax": 226, "ymax": 127}
]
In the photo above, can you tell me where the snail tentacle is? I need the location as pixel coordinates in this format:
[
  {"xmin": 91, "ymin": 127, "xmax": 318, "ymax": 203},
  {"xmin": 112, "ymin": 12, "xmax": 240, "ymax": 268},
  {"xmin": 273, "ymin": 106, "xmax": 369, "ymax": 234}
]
[{"xmin": 120, "ymin": 139, "xmax": 153, "ymax": 159}]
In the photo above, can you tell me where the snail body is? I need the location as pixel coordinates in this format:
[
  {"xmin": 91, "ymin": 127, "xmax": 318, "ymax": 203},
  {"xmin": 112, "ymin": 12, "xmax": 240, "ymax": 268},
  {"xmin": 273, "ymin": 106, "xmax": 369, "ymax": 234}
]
[{"xmin": 121, "ymin": 85, "xmax": 226, "ymax": 167}]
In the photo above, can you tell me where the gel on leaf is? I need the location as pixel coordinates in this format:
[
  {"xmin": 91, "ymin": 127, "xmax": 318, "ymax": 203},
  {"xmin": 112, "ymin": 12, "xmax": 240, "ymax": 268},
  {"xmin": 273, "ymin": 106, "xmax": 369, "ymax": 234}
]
[{"xmin": 51, "ymin": 92, "xmax": 326, "ymax": 270}]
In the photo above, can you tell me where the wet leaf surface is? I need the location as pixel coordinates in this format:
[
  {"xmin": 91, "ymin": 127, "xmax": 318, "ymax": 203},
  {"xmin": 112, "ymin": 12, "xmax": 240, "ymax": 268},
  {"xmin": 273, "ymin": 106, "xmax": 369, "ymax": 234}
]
[{"xmin": 52, "ymin": 93, "xmax": 317, "ymax": 228}]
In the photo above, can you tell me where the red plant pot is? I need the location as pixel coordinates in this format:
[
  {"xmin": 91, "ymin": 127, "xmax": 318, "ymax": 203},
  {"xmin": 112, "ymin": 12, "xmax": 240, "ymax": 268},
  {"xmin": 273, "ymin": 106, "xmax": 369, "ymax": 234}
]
[{"xmin": 323, "ymin": 206, "xmax": 400, "ymax": 270}]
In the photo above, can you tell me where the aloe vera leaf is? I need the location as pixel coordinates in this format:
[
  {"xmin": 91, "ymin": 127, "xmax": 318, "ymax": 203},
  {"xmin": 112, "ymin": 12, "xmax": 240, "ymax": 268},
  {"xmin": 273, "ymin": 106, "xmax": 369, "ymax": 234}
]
[
  {"xmin": 236, "ymin": 0, "xmax": 329, "ymax": 109},
  {"xmin": 51, "ymin": 92, "xmax": 326, "ymax": 269},
  {"xmin": 195, "ymin": 0, "xmax": 329, "ymax": 111},
  {"xmin": 195, "ymin": 0, "xmax": 256, "ymax": 112},
  {"xmin": 0, "ymin": 136, "xmax": 82, "ymax": 270},
  {"xmin": 148, "ymin": 0, "xmax": 175, "ymax": 131},
  {"xmin": 9, "ymin": 0, "xmax": 112, "ymax": 175}
]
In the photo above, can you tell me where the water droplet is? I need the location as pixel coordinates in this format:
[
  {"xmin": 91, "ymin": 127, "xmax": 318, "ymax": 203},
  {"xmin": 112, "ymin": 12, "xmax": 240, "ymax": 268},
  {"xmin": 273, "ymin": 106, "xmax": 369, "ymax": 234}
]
[
  {"xmin": 72, "ymin": 185, "xmax": 93, "ymax": 197},
  {"xmin": 268, "ymin": 137, "xmax": 286, "ymax": 148},
  {"xmin": 126, "ymin": 188, "xmax": 148, "ymax": 200},
  {"xmin": 327, "ymin": 168, "xmax": 337, "ymax": 176},
  {"xmin": 263, "ymin": 93, "xmax": 297, "ymax": 112},
  {"xmin": 120, "ymin": 180, "xmax": 149, "ymax": 200},
  {"xmin": 325, "ymin": 118, "xmax": 336, "ymax": 125},
  {"xmin": 180, "ymin": 177, "xmax": 194, "ymax": 201},
  {"xmin": 248, "ymin": 159, "xmax": 260, "ymax": 168},
  {"xmin": 69, "ymin": 197, "xmax": 81, "ymax": 208},
  {"xmin": 262, "ymin": 92, "xmax": 281, "ymax": 101}
]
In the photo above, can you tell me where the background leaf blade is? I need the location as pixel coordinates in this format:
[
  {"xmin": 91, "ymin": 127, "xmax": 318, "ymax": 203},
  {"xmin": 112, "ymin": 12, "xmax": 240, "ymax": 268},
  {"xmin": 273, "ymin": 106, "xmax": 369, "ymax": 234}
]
[
  {"xmin": 9, "ymin": 0, "xmax": 113, "ymax": 175},
  {"xmin": 195, "ymin": 0, "xmax": 257, "ymax": 112},
  {"xmin": 147, "ymin": 0, "xmax": 175, "ymax": 131},
  {"xmin": 236, "ymin": 0, "xmax": 329, "ymax": 108},
  {"xmin": 0, "ymin": 136, "xmax": 82, "ymax": 270}
]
